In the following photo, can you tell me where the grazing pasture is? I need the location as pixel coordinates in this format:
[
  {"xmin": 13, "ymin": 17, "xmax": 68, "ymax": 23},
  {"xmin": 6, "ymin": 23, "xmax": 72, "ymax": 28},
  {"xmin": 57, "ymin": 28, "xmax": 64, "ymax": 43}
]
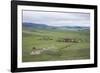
[{"xmin": 22, "ymin": 26, "xmax": 90, "ymax": 62}]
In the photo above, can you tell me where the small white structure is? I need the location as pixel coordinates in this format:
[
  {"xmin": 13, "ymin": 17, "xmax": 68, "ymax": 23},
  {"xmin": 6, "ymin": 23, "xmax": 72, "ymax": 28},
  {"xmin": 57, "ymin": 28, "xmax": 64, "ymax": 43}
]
[{"xmin": 30, "ymin": 50, "xmax": 42, "ymax": 55}]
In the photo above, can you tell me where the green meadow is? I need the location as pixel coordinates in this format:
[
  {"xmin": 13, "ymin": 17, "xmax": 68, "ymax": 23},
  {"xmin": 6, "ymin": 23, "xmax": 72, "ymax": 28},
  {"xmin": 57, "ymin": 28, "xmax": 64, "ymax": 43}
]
[{"xmin": 22, "ymin": 27, "xmax": 90, "ymax": 62}]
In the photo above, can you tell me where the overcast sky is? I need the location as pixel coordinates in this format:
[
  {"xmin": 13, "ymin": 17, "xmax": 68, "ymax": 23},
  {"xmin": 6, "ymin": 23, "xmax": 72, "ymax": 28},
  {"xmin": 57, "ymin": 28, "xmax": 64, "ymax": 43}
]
[{"xmin": 22, "ymin": 10, "xmax": 90, "ymax": 27}]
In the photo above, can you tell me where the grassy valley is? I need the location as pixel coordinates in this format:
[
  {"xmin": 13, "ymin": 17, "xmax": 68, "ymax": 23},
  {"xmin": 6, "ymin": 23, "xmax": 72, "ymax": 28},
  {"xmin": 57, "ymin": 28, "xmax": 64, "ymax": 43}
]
[{"xmin": 22, "ymin": 23, "xmax": 90, "ymax": 62}]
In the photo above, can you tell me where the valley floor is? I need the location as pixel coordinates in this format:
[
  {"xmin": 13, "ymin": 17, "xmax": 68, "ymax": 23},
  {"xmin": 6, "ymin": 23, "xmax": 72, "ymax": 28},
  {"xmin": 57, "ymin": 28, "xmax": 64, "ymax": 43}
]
[{"xmin": 22, "ymin": 28, "xmax": 90, "ymax": 62}]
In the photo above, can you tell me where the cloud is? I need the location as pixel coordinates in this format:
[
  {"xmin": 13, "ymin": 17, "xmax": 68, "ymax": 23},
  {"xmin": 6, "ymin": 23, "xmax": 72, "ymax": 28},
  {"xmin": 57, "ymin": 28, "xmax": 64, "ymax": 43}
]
[{"xmin": 22, "ymin": 10, "xmax": 90, "ymax": 27}]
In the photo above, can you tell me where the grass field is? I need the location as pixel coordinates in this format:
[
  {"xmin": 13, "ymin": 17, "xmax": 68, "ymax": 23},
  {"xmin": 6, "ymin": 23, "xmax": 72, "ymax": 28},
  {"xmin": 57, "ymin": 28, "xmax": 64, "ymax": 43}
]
[{"xmin": 22, "ymin": 26, "xmax": 90, "ymax": 62}]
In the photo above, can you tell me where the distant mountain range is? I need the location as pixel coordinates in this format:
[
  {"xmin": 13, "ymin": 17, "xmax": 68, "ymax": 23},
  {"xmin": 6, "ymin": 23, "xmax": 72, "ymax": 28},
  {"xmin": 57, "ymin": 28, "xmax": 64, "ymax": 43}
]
[
  {"xmin": 23, "ymin": 22, "xmax": 90, "ymax": 31},
  {"xmin": 23, "ymin": 22, "xmax": 49, "ymax": 28}
]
